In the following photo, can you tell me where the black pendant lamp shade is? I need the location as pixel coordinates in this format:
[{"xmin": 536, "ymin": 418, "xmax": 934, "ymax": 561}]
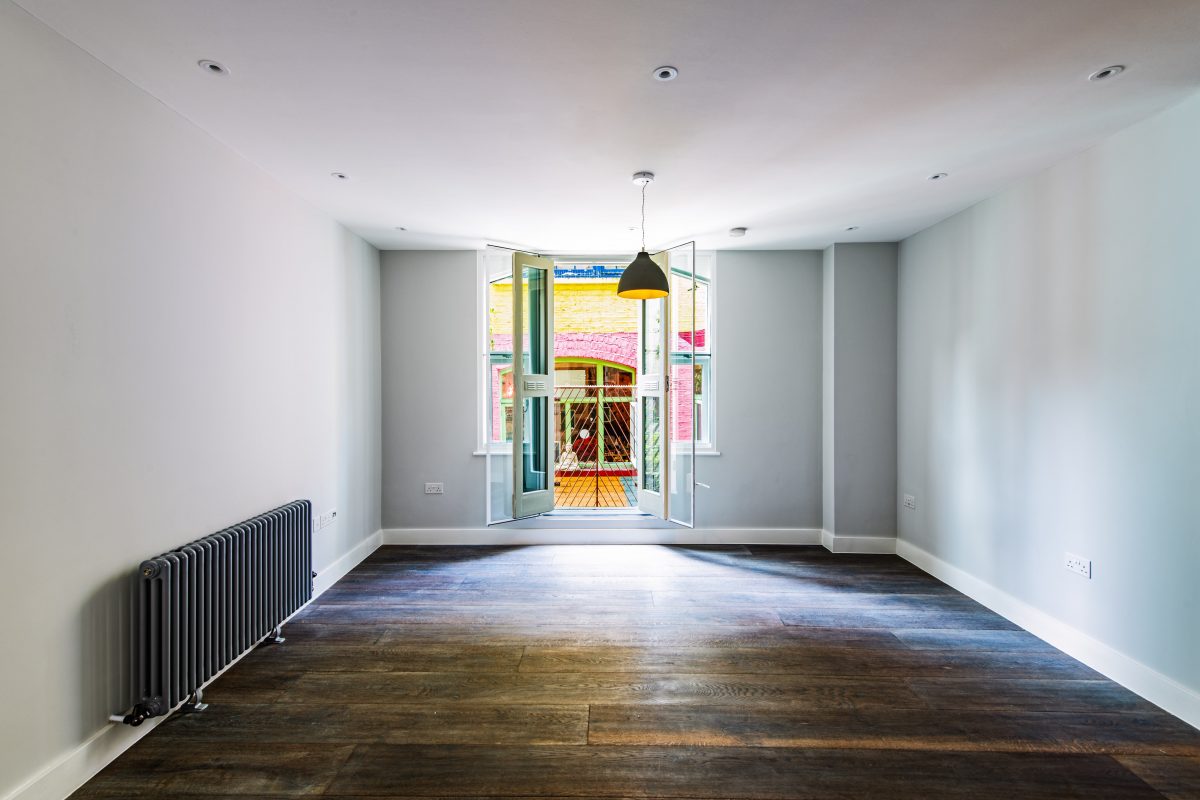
[
  {"xmin": 619, "ymin": 171, "xmax": 669, "ymax": 300},
  {"xmin": 617, "ymin": 250, "xmax": 670, "ymax": 299}
]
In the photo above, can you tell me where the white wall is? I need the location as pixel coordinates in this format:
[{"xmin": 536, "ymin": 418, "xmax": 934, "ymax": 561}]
[
  {"xmin": 0, "ymin": 4, "xmax": 382, "ymax": 797},
  {"xmin": 701, "ymin": 251, "xmax": 823, "ymax": 529},
  {"xmin": 823, "ymin": 243, "xmax": 898, "ymax": 543},
  {"xmin": 822, "ymin": 248, "xmax": 837, "ymax": 532},
  {"xmin": 381, "ymin": 251, "xmax": 483, "ymax": 528},
  {"xmin": 898, "ymin": 91, "xmax": 1200, "ymax": 721},
  {"xmin": 380, "ymin": 249, "xmax": 824, "ymax": 533}
]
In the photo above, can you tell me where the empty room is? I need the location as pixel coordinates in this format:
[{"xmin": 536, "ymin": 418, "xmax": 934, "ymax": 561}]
[{"xmin": 2, "ymin": 1, "xmax": 1199, "ymax": 798}]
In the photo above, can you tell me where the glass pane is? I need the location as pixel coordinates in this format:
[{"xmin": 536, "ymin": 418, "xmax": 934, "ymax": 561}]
[
  {"xmin": 522, "ymin": 396, "xmax": 548, "ymax": 492},
  {"xmin": 641, "ymin": 395, "xmax": 661, "ymax": 493},
  {"xmin": 671, "ymin": 272, "xmax": 696, "ymax": 346},
  {"xmin": 694, "ymin": 356, "xmax": 711, "ymax": 445},
  {"xmin": 604, "ymin": 392, "xmax": 633, "ymax": 464},
  {"xmin": 522, "ymin": 266, "xmax": 547, "ymax": 374},
  {"xmin": 605, "ymin": 365, "xmax": 633, "ymax": 386},
  {"xmin": 491, "ymin": 360, "xmax": 514, "ymax": 443},
  {"xmin": 693, "ymin": 279, "xmax": 710, "ymax": 353},
  {"xmin": 667, "ymin": 242, "xmax": 696, "ymax": 527},
  {"xmin": 489, "ymin": 275, "xmax": 513, "ymax": 355},
  {"xmin": 487, "ymin": 363, "xmax": 513, "ymax": 523},
  {"xmin": 642, "ymin": 298, "xmax": 663, "ymax": 375},
  {"xmin": 670, "ymin": 354, "xmax": 695, "ymax": 442}
]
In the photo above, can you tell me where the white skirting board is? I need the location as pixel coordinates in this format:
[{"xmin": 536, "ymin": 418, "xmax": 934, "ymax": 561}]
[
  {"xmin": 380, "ymin": 528, "xmax": 823, "ymax": 545},
  {"xmin": 820, "ymin": 530, "xmax": 898, "ymax": 554},
  {"xmin": 313, "ymin": 529, "xmax": 383, "ymax": 598},
  {"xmin": 0, "ymin": 716, "xmax": 167, "ymax": 800},
  {"xmin": 896, "ymin": 539, "xmax": 1200, "ymax": 732},
  {"xmin": 7, "ymin": 529, "xmax": 385, "ymax": 800}
]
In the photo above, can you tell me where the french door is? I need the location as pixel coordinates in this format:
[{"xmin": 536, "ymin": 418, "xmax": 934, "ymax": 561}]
[
  {"xmin": 511, "ymin": 251, "xmax": 555, "ymax": 518},
  {"xmin": 485, "ymin": 246, "xmax": 695, "ymax": 526},
  {"xmin": 635, "ymin": 243, "xmax": 696, "ymax": 526}
]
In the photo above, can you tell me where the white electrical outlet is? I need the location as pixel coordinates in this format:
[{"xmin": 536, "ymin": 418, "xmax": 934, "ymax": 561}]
[
  {"xmin": 903, "ymin": 494, "xmax": 917, "ymax": 510},
  {"xmin": 314, "ymin": 509, "xmax": 337, "ymax": 530},
  {"xmin": 1065, "ymin": 552, "xmax": 1092, "ymax": 579},
  {"xmin": 425, "ymin": 482, "xmax": 444, "ymax": 495}
]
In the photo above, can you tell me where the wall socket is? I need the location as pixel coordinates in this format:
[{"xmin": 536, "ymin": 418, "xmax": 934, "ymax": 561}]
[
  {"xmin": 902, "ymin": 494, "xmax": 917, "ymax": 510},
  {"xmin": 315, "ymin": 509, "xmax": 337, "ymax": 530},
  {"xmin": 1065, "ymin": 552, "xmax": 1092, "ymax": 579},
  {"xmin": 424, "ymin": 482, "xmax": 445, "ymax": 495}
]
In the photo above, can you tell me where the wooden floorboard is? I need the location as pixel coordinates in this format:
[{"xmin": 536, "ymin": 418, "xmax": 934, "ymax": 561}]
[{"xmin": 71, "ymin": 544, "xmax": 1199, "ymax": 799}]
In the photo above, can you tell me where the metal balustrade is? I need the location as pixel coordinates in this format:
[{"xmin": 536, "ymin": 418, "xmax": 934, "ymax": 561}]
[{"xmin": 553, "ymin": 385, "xmax": 636, "ymax": 508}]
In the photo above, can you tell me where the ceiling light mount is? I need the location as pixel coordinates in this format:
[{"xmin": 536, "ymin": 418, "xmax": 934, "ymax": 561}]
[
  {"xmin": 652, "ymin": 66, "xmax": 678, "ymax": 82},
  {"xmin": 618, "ymin": 172, "xmax": 669, "ymax": 300},
  {"xmin": 198, "ymin": 59, "xmax": 229, "ymax": 76},
  {"xmin": 729, "ymin": 227, "xmax": 747, "ymax": 238},
  {"xmin": 1088, "ymin": 65, "xmax": 1125, "ymax": 82}
]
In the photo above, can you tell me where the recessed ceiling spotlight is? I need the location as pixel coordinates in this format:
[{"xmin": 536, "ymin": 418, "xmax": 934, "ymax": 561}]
[
  {"xmin": 330, "ymin": 172, "xmax": 349, "ymax": 180},
  {"xmin": 394, "ymin": 226, "xmax": 406, "ymax": 231},
  {"xmin": 1088, "ymin": 65, "xmax": 1125, "ymax": 82},
  {"xmin": 845, "ymin": 226, "xmax": 860, "ymax": 231},
  {"xmin": 652, "ymin": 65, "xmax": 679, "ymax": 81},
  {"xmin": 198, "ymin": 59, "xmax": 229, "ymax": 76},
  {"xmin": 928, "ymin": 172, "xmax": 948, "ymax": 181},
  {"xmin": 729, "ymin": 227, "xmax": 747, "ymax": 237}
]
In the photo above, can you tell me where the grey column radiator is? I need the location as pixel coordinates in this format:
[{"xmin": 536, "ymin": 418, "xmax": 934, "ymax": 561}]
[{"xmin": 120, "ymin": 499, "xmax": 313, "ymax": 725}]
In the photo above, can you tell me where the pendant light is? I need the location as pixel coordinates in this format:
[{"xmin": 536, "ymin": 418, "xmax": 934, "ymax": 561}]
[{"xmin": 617, "ymin": 172, "xmax": 670, "ymax": 299}]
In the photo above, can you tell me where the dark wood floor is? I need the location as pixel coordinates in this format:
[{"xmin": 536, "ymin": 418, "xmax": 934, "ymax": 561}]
[{"xmin": 73, "ymin": 545, "xmax": 1200, "ymax": 799}]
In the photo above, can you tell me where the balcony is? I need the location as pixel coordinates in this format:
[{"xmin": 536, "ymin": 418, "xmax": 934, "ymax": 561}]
[{"xmin": 553, "ymin": 384, "xmax": 635, "ymax": 509}]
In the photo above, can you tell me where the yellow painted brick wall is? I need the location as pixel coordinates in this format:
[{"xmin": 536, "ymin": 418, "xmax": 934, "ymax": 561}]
[
  {"xmin": 555, "ymin": 282, "xmax": 639, "ymax": 332},
  {"xmin": 489, "ymin": 281, "xmax": 638, "ymax": 335},
  {"xmin": 487, "ymin": 277, "xmax": 708, "ymax": 341}
]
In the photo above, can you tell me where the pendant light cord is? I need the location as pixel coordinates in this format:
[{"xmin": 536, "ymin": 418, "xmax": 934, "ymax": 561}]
[{"xmin": 641, "ymin": 181, "xmax": 647, "ymax": 251}]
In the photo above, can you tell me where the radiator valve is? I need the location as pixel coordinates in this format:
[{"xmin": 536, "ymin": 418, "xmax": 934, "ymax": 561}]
[{"xmin": 121, "ymin": 696, "xmax": 166, "ymax": 726}]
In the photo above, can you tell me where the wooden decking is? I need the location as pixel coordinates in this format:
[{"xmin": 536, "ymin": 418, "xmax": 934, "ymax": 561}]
[
  {"xmin": 72, "ymin": 545, "xmax": 1200, "ymax": 798},
  {"xmin": 554, "ymin": 475, "xmax": 636, "ymax": 508}
]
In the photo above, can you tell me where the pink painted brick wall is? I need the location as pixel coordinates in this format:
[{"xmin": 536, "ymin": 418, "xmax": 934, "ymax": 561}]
[{"xmin": 488, "ymin": 331, "xmax": 699, "ymax": 442}]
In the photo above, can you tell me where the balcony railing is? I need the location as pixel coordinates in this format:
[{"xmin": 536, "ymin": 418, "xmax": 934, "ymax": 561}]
[{"xmin": 553, "ymin": 385, "xmax": 635, "ymax": 508}]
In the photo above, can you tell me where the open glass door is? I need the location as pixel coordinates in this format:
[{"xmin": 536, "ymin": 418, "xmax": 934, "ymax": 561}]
[
  {"xmin": 633, "ymin": 245, "xmax": 697, "ymax": 524},
  {"xmin": 511, "ymin": 251, "xmax": 555, "ymax": 518},
  {"xmin": 667, "ymin": 242, "xmax": 696, "ymax": 527},
  {"xmin": 635, "ymin": 253, "xmax": 670, "ymax": 518}
]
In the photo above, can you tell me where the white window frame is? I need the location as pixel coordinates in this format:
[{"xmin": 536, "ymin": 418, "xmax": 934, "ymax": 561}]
[
  {"xmin": 687, "ymin": 252, "xmax": 719, "ymax": 455},
  {"xmin": 476, "ymin": 249, "xmax": 718, "ymax": 457},
  {"xmin": 476, "ymin": 249, "xmax": 515, "ymax": 456}
]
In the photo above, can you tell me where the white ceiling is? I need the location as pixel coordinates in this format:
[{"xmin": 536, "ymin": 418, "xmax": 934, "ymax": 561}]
[{"xmin": 15, "ymin": 0, "xmax": 1200, "ymax": 252}]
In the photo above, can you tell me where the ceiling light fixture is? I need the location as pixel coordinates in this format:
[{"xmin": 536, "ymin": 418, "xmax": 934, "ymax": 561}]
[
  {"xmin": 845, "ymin": 226, "xmax": 860, "ymax": 231},
  {"xmin": 928, "ymin": 172, "xmax": 948, "ymax": 181},
  {"xmin": 729, "ymin": 227, "xmax": 747, "ymax": 237},
  {"xmin": 652, "ymin": 66, "xmax": 679, "ymax": 81},
  {"xmin": 617, "ymin": 172, "xmax": 669, "ymax": 300},
  {"xmin": 1089, "ymin": 65, "xmax": 1125, "ymax": 82},
  {"xmin": 330, "ymin": 172, "xmax": 349, "ymax": 180},
  {"xmin": 197, "ymin": 59, "xmax": 229, "ymax": 76},
  {"xmin": 394, "ymin": 226, "xmax": 406, "ymax": 231}
]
